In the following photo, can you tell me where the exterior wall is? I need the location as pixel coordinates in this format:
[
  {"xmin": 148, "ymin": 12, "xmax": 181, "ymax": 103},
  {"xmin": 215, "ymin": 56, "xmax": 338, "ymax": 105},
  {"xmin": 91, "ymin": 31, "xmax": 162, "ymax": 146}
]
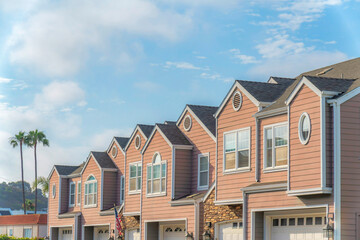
[
  {"xmin": 141, "ymin": 130, "xmax": 195, "ymax": 239},
  {"xmin": 246, "ymin": 190, "xmax": 334, "ymax": 240},
  {"xmin": 217, "ymin": 87, "xmax": 257, "ymax": 201},
  {"xmin": 289, "ymin": 85, "xmax": 322, "ymax": 191},
  {"xmin": 103, "ymin": 171, "xmax": 118, "ymax": 210},
  {"xmin": 340, "ymin": 93, "xmax": 360, "ymax": 239},
  {"xmin": 0, "ymin": 224, "xmax": 41, "ymax": 238},
  {"xmin": 202, "ymin": 189, "xmax": 242, "ymax": 240},
  {"xmin": 125, "ymin": 129, "xmax": 146, "ymax": 214},
  {"xmin": 48, "ymin": 170, "xmax": 60, "ymax": 235},
  {"xmin": 178, "ymin": 110, "xmax": 216, "ymax": 193},
  {"xmin": 174, "ymin": 149, "xmax": 192, "ymax": 199},
  {"xmin": 108, "ymin": 141, "xmax": 126, "ymax": 205},
  {"xmin": 60, "ymin": 178, "xmax": 69, "ymax": 214},
  {"xmin": 326, "ymin": 104, "xmax": 333, "ymax": 188},
  {"xmin": 258, "ymin": 114, "xmax": 288, "ymax": 183},
  {"xmin": 68, "ymin": 177, "xmax": 81, "ymax": 213}
]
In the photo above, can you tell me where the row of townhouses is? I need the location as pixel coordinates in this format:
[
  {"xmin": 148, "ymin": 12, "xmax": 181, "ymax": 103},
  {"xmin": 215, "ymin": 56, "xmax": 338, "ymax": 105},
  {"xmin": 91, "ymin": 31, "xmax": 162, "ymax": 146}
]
[{"xmin": 48, "ymin": 58, "xmax": 360, "ymax": 240}]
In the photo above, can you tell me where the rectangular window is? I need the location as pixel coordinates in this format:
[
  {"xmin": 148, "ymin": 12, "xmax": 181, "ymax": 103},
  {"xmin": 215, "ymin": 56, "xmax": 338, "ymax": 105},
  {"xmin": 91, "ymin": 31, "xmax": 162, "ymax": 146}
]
[
  {"xmin": 129, "ymin": 162, "xmax": 142, "ymax": 193},
  {"xmin": 24, "ymin": 228, "xmax": 32, "ymax": 238},
  {"xmin": 9, "ymin": 229, "xmax": 13, "ymax": 236},
  {"xmin": 224, "ymin": 128, "xmax": 250, "ymax": 171},
  {"xmin": 147, "ymin": 161, "xmax": 166, "ymax": 195},
  {"xmin": 84, "ymin": 180, "xmax": 97, "ymax": 206},
  {"xmin": 69, "ymin": 182, "xmax": 75, "ymax": 207},
  {"xmin": 77, "ymin": 181, "xmax": 81, "ymax": 206},
  {"xmin": 198, "ymin": 154, "xmax": 209, "ymax": 190},
  {"xmin": 120, "ymin": 175, "xmax": 125, "ymax": 203},
  {"xmin": 264, "ymin": 123, "xmax": 288, "ymax": 169}
]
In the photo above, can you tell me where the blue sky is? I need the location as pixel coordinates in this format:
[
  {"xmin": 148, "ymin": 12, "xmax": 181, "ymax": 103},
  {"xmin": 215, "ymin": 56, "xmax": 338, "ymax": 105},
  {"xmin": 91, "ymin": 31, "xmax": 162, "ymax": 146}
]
[{"xmin": 0, "ymin": 0, "xmax": 359, "ymax": 182}]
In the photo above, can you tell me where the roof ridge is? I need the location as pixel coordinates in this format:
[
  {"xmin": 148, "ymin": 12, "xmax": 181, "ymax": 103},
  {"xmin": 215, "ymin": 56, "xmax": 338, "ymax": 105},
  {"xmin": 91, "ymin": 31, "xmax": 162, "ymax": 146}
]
[
  {"xmin": 187, "ymin": 104, "xmax": 218, "ymax": 108},
  {"xmin": 237, "ymin": 79, "xmax": 287, "ymax": 85},
  {"xmin": 303, "ymin": 75, "xmax": 356, "ymax": 81}
]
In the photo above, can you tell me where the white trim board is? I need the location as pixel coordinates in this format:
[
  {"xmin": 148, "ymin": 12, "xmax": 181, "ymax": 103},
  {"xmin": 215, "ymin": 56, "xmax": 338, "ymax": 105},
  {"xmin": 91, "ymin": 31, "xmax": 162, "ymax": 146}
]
[
  {"xmin": 124, "ymin": 125, "xmax": 150, "ymax": 151},
  {"xmin": 106, "ymin": 137, "xmax": 126, "ymax": 156}
]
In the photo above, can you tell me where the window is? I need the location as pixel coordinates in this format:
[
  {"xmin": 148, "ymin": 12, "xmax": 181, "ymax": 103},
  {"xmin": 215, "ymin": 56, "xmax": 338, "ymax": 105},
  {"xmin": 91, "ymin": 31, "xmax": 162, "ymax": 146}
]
[
  {"xmin": 9, "ymin": 229, "xmax": 13, "ymax": 236},
  {"xmin": 129, "ymin": 162, "xmax": 142, "ymax": 193},
  {"xmin": 52, "ymin": 184, "xmax": 56, "ymax": 198},
  {"xmin": 84, "ymin": 175, "xmax": 97, "ymax": 207},
  {"xmin": 120, "ymin": 175, "xmax": 125, "ymax": 203},
  {"xmin": 147, "ymin": 153, "xmax": 166, "ymax": 196},
  {"xmin": 111, "ymin": 145, "xmax": 118, "ymax": 158},
  {"xmin": 232, "ymin": 91, "xmax": 242, "ymax": 111},
  {"xmin": 224, "ymin": 128, "xmax": 250, "ymax": 172},
  {"xmin": 299, "ymin": 112, "xmax": 311, "ymax": 144},
  {"xmin": 69, "ymin": 182, "xmax": 75, "ymax": 207},
  {"xmin": 264, "ymin": 123, "xmax": 288, "ymax": 169},
  {"xmin": 183, "ymin": 115, "xmax": 192, "ymax": 131},
  {"xmin": 198, "ymin": 154, "xmax": 209, "ymax": 190},
  {"xmin": 135, "ymin": 135, "xmax": 141, "ymax": 149},
  {"xmin": 77, "ymin": 181, "xmax": 81, "ymax": 206},
  {"xmin": 24, "ymin": 228, "xmax": 32, "ymax": 238}
]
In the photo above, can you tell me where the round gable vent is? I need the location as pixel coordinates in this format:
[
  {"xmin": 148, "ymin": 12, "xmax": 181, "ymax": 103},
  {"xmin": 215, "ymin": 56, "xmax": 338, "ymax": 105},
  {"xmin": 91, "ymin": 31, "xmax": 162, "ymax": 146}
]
[
  {"xmin": 135, "ymin": 135, "xmax": 141, "ymax": 150},
  {"xmin": 111, "ymin": 145, "xmax": 117, "ymax": 158},
  {"xmin": 232, "ymin": 91, "xmax": 242, "ymax": 111},
  {"xmin": 183, "ymin": 115, "xmax": 192, "ymax": 131}
]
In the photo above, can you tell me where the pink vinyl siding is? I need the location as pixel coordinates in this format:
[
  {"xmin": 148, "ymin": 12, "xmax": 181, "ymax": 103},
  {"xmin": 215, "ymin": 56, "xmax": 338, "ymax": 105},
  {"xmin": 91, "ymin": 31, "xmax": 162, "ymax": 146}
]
[
  {"xmin": 217, "ymin": 87, "xmax": 257, "ymax": 201},
  {"xmin": 103, "ymin": 171, "xmax": 118, "ymax": 210},
  {"xmin": 68, "ymin": 177, "xmax": 81, "ymax": 213},
  {"xmin": 289, "ymin": 85, "xmax": 322, "ymax": 191},
  {"xmin": 174, "ymin": 149, "xmax": 192, "ymax": 199},
  {"xmin": 60, "ymin": 178, "xmax": 69, "ymax": 214},
  {"xmin": 340, "ymin": 93, "xmax": 360, "ymax": 239},
  {"xmin": 178, "ymin": 110, "xmax": 216, "ymax": 193},
  {"xmin": 109, "ymin": 141, "xmax": 126, "ymax": 204}
]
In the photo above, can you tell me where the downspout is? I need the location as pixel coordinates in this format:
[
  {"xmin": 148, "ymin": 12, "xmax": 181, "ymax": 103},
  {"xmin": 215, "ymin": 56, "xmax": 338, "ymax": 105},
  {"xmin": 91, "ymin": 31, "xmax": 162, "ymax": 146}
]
[
  {"xmin": 140, "ymin": 152, "xmax": 143, "ymax": 240},
  {"xmin": 215, "ymin": 117, "xmax": 218, "ymax": 201},
  {"xmin": 242, "ymin": 191, "xmax": 247, "ymax": 240},
  {"xmin": 255, "ymin": 117, "xmax": 260, "ymax": 182},
  {"xmin": 333, "ymin": 101, "xmax": 341, "ymax": 240}
]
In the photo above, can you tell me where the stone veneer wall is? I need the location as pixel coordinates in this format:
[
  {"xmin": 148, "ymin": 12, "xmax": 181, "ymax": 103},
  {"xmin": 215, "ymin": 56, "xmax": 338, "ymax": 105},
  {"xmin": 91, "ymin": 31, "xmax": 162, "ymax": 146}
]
[{"xmin": 201, "ymin": 189, "xmax": 242, "ymax": 239}]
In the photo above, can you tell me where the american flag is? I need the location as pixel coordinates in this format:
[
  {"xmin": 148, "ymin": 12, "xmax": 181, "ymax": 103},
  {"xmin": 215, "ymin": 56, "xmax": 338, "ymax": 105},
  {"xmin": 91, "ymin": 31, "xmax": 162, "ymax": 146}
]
[{"xmin": 114, "ymin": 205, "xmax": 123, "ymax": 236}]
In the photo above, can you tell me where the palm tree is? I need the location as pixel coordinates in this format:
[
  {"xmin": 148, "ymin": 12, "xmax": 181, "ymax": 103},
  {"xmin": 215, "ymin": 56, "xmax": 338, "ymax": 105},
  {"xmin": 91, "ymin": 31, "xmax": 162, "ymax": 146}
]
[
  {"xmin": 9, "ymin": 131, "xmax": 28, "ymax": 215},
  {"xmin": 23, "ymin": 199, "xmax": 35, "ymax": 211},
  {"xmin": 26, "ymin": 130, "xmax": 49, "ymax": 214},
  {"xmin": 32, "ymin": 176, "xmax": 49, "ymax": 196}
]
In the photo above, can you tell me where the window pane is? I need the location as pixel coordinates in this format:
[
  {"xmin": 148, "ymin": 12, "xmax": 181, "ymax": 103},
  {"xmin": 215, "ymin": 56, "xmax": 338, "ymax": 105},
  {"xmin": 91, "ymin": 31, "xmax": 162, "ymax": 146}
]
[
  {"xmin": 130, "ymin": 178, "xmax": 136, "ymax": 191},
  {"xmin": 237, "ymin": 130, "xmax": 249, "ymax": 150},
  {"xmin": 70, "ymin": 195, "xmax": 74, "ymax": 205},
  {"xmin": 147, "ymin": 180, "xmax": 151, "ymax": 193},
  {"xmin": 265, "ymin": 128, "xmax": 273, "ymax": 168},
  {"xmin": 275, "ymin": 146, "xmax": 287, "ymax": 166},
  {"xmin": 306, "ymin": 217, "xmax": 313, "ymax": 225},
  {"xmin": 137, "ymin": 177, "xmax": 141, "ymax": 190},
  {"xmin": 161, "ymin": 163, "xmax": 166, "ymax": 177},
  {"xmin": 137, "ymin": 165, "xmax": 142, "ymax": 176},
  {"xmin": 238, "ymin": 150, "xmax": 249, "ymax": 168},
  {"xmin": 289, "ymin": 218, "xmax": 295, "ymax": 226},
  {"xmin": 225, "ymin": 133, "xmax": 236, "ymax": 152},
  {"xmin": 153, "ymin": 165, "xmax": 160, "ymax": 178},
  {"xmin": 94, "ymin": 182, "xmax": 97, "ymax": 192},
  {"xmin": 147, "ymin": 166, "xmax": 152, "ymax": 180},
  {"xmin": 273, "ymin": 219, "xmax": 279, "ymax": 226},
  {"xmin": 88, "ymin": 194, "xmax": 93, "ymax": 205},
  {"xmin": 161, "ymin": 177, "xmax": 165, "ymax": 192},
  {"xmin": 153, "ymin": 179, "xmax": 160, "ymax": 193},
  {"xmin": 280, "ymin": 218, "xmax": 287, "ymax": 226},
  {"xmin": 130, "ymin": 165, "xmax": 137, "ymax": 178},
  {"xmin": 85, "ymin": 184, "xmax": 88, "ymax": 194},
  {"xmin": 315, "ymin": 217, "xmax": 322, "ymax": 225},
  {"xmin": 301, "ymin": 115, "xmax": 310, "ymax": 140},
  {"xmin": 89, "ymin": 183, "xmax": 93, "ymax": 194},
  {"xmin": 298, "ymin": 218, "xmax": 304, "ymax": 225},
  {"xmin": 200, "ymin": 156, "xmax": 208, "ymax": 171},
  {"xmin": 225, "ymin": 152, "xmax": 236, "ymax": 170},
  {"xmin": 153, "ymin": 153, "xmax": 161, "ymax": 164},
  {"xmin": 275, "ymin": 126, "xmax": 287, "ymax": 146},
  {"xmin": 87, "ymin": 175, "xmax": 95, "ymax": 181},
  {"xmin": 199, "ymin": 172, "xmax": 208, "ymax": 187}
]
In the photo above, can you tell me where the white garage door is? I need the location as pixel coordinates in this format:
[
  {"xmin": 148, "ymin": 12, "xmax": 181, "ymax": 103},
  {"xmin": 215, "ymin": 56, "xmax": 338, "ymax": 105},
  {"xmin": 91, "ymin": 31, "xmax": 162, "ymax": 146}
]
[
  {"xmin": 127, "ymin": 229, "xmax": 140, "ymax": 240},
  {"xmin": 59, "ymin": 228, "xmax": 72, "ymax": 240},
  {"xmin": 94, "ymin": 227, "xmax": 109, "ymax": 240},
  {"xmin": 163, "ymin": 225, "xmax": 185, "ymax": 240},
  {"xmin": 271, "ymin": 215, "xmax": 326, "ymax": 240},
  {"xmin": 219, "ymin": 221, "xmax": 243, "ymax": 240}
]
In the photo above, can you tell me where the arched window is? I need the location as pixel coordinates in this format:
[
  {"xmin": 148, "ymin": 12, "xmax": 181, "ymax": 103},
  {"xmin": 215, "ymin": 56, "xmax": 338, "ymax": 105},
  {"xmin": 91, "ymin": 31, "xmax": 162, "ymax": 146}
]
[
  {"xmin": 84, "ymin": 175, "xmax": 97, "ymax": 206},
  {"xmin": 147, "ymin": 153, "xmax": 166, "ymax": 195}
]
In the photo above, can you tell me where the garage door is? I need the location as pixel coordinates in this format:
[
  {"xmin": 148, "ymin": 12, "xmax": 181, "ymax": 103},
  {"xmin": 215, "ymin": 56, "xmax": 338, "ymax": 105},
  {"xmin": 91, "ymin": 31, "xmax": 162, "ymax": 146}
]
[
  {"xmin": 127, "ymin": 229, "xmax": 140, "ymax": 240},
  {"xmin": 271, "ymin": 215, "xmax": 326, "ymax": 240},
  {"xmin": 59, "ymin": 228, "xmax": 72, "ymax": 240},
  {"xmin": 219, "ymin": 221, "xmax": 243, "ymax": 240},
  {"xmin": 94, "ymin": 227, "xmax": 109, "ymax": 240},
  {"xmin": 163, "ymin": 225, "xmax": 185, "ymax": 240}
]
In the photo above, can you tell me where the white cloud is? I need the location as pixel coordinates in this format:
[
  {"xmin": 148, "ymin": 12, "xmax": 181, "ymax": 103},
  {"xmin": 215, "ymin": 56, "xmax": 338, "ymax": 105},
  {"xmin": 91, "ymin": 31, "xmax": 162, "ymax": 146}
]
[
  {"xmin": 134, "ymin": 81, "xmax": 162, "ymax": 92},
  {"xmin": 0, "ymin": 77, "xmax": 12, "ymax": 83},
  {"xmin": 229, "ymin": 49, "xmax": 259, "ymax": 64},
  {"xmin": 90, "ymin": 128, "xmax": 132, "ymax": 150},
  {"xmin": 196, "ymin": 56, "xmax": 207, "ymax": 59},
  {"xmin": 200, "ymin": 72, "xmax": 234, "ymax": 82},
  {"xmin": 164, "ymin": 61, "xmax": 207, "ymax": 70},
  {"xmin": 5, "ymin": 0, "xmax": 192, "ymax": 77},
  {"xmin": 0, "ymin": 95, "xmax": 5, "ymax": 99}
]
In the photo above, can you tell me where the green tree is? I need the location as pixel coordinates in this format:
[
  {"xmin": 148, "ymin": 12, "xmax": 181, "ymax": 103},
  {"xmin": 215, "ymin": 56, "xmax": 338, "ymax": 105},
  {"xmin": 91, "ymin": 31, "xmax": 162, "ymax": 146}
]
[
  {"xmin": 22, "ymin": 199, "xmax": 35, "ymax": 211},
  {"xmin": 9, "ymin": 131, "xmax": 27, "ymax": 215},
  {"xmin": 32, "ymin": 177, "xmax": 49, "ymax": 196},
  {"xmin": 26, "ymin": 130, "xmax": 49, "ymax": 214}
]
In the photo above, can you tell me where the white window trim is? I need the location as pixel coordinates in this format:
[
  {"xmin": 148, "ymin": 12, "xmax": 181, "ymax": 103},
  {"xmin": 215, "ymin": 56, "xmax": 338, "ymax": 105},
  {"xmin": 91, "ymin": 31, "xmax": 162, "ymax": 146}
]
[
  {"xmin": 298, "ymin": 112, "xmax": 311, "ymax": 145},
  {"xmin": 77, "ymin": 181, "xmax": 81, "ymax": 206},
  {"xmin": 135, "ymin": 135, "xmax": 141, "ymax": 150},
  {"xmin": 111, "ymin": 145, "xmax": 118, "ymax": 158},
  {"xmin": 52, "ymin": 183, "xmax": 56, "ymax": 199},
  {"xmin": 120, "ymin": 175, "xmax": 125, "ymax": 203},
  {"xmin": 146, "ymin": 153, "xmax": 167, "ymax": 197},
  {"xmin": 129, "ymin": 162, "xmax": 142, "ymax": 194},
  {"xmin": 84, "ymin": 175, "xmax": 97, "ymax": 208},
  {"xmin": 198, "ymin": 153, "xmax": 210, "ymax": 191},
  {"xmin": 69, "ymin": 182, "xmax": 75, "ymax": 207},
  {"xmin": 183, "ymin": 115, "xmax": 192, "ymax": 132},
  {"xmin": 263, "ymin": 122, "xmax": 288, "ymax": 172},
  {"xmin": 223, "ymin": 127, "xmax": 251, "ymax": 174},
  {"xmin": 232, "ymin": 90, "xmax": 243, "ymax": 111}
]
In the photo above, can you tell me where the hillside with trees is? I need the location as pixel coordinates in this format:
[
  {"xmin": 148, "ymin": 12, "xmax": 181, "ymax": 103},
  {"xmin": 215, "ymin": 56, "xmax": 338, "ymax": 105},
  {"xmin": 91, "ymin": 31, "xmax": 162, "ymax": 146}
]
[{"xmin": 0, "ymin": 181, "xmax": 47, "ymax": 211}]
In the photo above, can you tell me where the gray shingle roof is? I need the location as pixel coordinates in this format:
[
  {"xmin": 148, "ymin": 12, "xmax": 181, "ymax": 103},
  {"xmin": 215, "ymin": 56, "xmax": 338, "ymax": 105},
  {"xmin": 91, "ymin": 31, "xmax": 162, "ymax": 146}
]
[
  {"xmin": 138, "ymin": 124, "xmax": 154, "ymax": 138},
  {"xmin": 156, "ymin": 124, "xmax": 192, "ymax": 146},
  {"xmin": 54, "ymin": 165, "xmax": 80, "ymax": 175},
  {"xmin": 269, "ymin": 77, "xmax": 296, "ymax": 85},
  {"xmin": 187, "ymin": 105, "xmax": 217, "ymax": 136},
  {"xmin": 304, "ymin": 75, "xmax": 355, "ymax": 92},
  {"xmin": 114, "ymin": 137, "xmax": 129, "ymax": 149},
  {"xmin": 91, "ymin": 151, "xmax": 117, "ymax": 169}
]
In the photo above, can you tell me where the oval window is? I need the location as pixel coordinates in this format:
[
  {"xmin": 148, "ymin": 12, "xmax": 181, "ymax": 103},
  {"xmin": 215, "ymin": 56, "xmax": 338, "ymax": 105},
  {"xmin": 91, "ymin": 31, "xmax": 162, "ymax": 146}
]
[
  {"xmin": 135, "ymin": 135, "xmax": 141, "ymax": 150},
  {"xmin": 183, "ymin": 115, "xmax": 192, "ymax": 131},
  {"xmin": 111, "ymin": 145, "xmax": 117, "ymax": 158},
  {"xmin": 298, "ymin": 113, "xmax": 311, "ymax": 144},
  {"xmin": 232, "ymin": 91, "xmax": 242, "ymax": 111}
]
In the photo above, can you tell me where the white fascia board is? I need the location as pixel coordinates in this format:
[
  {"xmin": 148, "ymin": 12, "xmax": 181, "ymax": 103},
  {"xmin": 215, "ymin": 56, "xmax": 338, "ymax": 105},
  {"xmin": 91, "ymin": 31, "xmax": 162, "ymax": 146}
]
[
  {"xmin": 202, "ymin": 182, "xmax": 216, "ymax": 202},
  {"xmin": 124, "ymin": 125, "xmax": 148, "ymax": 151},
  {"xmin": 80, "ymin": 152, "xmax": 101, "ymax": 175},
  {"xmin": 48, "ymin": 166, "xmax": 59, "ymax": 181},
  {"xmin": 214, "ymin": 199, "xmax": 243, "ymax": 206},
  {"xmin": 328, "ymin": 86, "xmax": 360, "ymax": 105},
  {"xmin": 106, "ymin": 137, "xmax": 126, "ymax": 156},
  {"xmin": 287, "ymin": 187, "xmax": 332, "ymax": 197},
  {"xmin": 141, "ymin": 125, "xmax": 173, "ymax": 154},
  {"xmin": 285, "ymin": 76, "xmax": 322, "ymax": 105}
]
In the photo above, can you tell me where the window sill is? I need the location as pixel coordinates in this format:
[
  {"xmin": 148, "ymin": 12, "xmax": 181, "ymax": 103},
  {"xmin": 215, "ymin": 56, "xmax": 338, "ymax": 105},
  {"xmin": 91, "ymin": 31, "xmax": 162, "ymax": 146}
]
[
  {"xmin": 146, "ymin": 193, "xmax": 166, "ymax": 198},
  {"xmin": 197, "ymin": 186, "xmax": 209, "ymax": 191},
  {"xmin": 223, "ymin": 168, "xmax": 251, "ymax": 175},
  {"xmin": 84, "ymin": 204, "xmax": 97, "ymax": 209},
  {"xmin": 263, "ymin": 166, "xmax": 287, "ymax": 173},
  {"xmin": 129, "ymin": 191, "xmax": 141, "ymax": 195}
]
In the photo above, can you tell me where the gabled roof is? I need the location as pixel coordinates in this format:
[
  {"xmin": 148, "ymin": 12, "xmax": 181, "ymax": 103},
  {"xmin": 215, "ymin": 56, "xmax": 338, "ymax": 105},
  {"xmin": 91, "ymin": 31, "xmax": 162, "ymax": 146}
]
[
  {"xmin": 268, "ymin": 77, "xmax": 296, "ymax": 85},
  {"xmin": 114, "ymin": 137, "xmax": 130, "ymax": 149},
  {"xmin": 54, "ymin": 165, "xmax": 79, "ymax": 176},
  {"xmin": 0, "ymin": 214, "xmax": 47, "ymax": 225},
  {"xmin": 177, "ymin": 104, "xmax": 217, "ymax": 141},
  {"xmin": 124, "ymin": 124, "xmax": 155, "ymax": 151},
  {"xmin": 91, "ymin": 151, "xmax": 117, "ymax": 169},
  {"xmin": 303, "ymin": 75, "xmax": 355, "ymax": 93}
]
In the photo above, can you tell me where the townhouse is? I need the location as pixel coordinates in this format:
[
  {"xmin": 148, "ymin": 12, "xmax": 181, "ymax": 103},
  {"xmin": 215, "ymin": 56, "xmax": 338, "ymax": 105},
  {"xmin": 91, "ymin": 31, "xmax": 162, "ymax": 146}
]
[{"xmin": 47, "ymin": 58, "xmax": 360, "ymax": 240}]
